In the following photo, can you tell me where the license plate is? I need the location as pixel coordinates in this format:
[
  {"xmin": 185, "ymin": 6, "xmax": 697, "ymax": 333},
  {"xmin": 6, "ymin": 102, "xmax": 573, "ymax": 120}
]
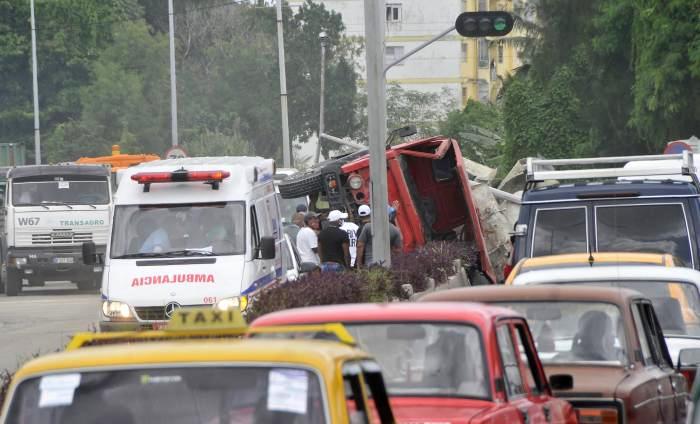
[{"xmin": 53, "ymin": 257, "xmax": 74, "ymax": 264}]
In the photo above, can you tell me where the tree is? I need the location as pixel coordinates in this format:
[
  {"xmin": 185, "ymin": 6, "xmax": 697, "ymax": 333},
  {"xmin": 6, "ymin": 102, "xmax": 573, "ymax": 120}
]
[{"xmin": 440, "ymin": 99, "xmax": 503, "ymax": 167}]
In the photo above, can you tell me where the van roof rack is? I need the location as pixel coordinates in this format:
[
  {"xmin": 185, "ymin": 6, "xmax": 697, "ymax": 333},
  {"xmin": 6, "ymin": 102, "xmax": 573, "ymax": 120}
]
[{"xmin": 525, "ymin": 151, "xmax": 699, "ymax": 190}]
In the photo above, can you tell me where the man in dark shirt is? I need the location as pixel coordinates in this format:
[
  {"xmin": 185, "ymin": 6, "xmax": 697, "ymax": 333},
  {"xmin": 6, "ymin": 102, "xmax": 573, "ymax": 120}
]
[{"xmin": 317, "ymin": 210, "xmax": 350, "ymax": 272}]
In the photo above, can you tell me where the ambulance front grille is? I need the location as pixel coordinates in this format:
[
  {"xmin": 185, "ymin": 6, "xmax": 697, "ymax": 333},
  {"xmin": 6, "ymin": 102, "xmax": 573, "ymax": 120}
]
[{"xmin": 134, "ymin": 305, "xmax": 207, "ymax": 321}]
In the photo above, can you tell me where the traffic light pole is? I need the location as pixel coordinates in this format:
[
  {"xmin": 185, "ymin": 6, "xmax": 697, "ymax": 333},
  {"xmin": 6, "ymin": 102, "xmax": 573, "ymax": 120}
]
[{"xmin": 364, "ymin": 0, "xmax": 391, "ymax": 267}]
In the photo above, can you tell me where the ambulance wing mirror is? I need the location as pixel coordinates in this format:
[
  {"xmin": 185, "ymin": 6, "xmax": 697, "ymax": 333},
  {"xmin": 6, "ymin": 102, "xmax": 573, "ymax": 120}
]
[
  {"xmin": 257, "ymin": 236, "xmax": 276, "ymax": 260},
  {"xmin": 82, "ymin": 241, "xmax": 97, "ymax": 265}
]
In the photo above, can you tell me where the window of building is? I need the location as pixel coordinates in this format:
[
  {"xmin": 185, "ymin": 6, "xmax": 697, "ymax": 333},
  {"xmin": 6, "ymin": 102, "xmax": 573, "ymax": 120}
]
[
  {"xmin": 478, "ymin": 39, "xmax": 489, "ymax": 68},
  {"xmin": 477, "ymin": 79, "xmax": 489, "ymax": 102},
  {"xmin": 461, "ymin": 43, "xmax": 468, "ymax": 61},
  {"xmin": 385, "ymin": 46, "xmax": 405, "ymax": 64},
  {"xmin": 478, "ymin": 0, "xmax": 488, "ymax": 11},
  {"xmin": 386, "ymin": 4, "xmax": 401, "ymax": 22},
  {"xmin": 498, "ymin": 42, "xmax": 504, "ymax": 63},
  {"xmin": 462, "ymin": 87, "xmax": 468, "ymax": 105}
]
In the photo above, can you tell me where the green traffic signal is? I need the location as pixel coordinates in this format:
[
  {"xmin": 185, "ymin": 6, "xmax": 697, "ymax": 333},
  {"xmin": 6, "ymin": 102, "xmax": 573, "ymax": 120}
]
[{"xmin": 455, "ymin": 12, "xmax": 514, "ymax": 38}]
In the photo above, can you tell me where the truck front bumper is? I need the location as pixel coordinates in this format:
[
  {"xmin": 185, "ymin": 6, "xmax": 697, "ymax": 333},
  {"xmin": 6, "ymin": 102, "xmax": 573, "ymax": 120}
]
[{"xmin": 7, "ymin": 246, "xmax": 104, "ymax": 283}]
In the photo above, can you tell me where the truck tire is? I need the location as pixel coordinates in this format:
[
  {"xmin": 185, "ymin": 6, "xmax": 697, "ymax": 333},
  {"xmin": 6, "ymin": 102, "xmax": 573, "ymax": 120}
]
[
  {"xmin": 5, "ymin": 271, "xmax": 21, "ymax": 296},
  {"xmin": 277, "ymin": 169, "xmax": 325, "ymax": 199}
]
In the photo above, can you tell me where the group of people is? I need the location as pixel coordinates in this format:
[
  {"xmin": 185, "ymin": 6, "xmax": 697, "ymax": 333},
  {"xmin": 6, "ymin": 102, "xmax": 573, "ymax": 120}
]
[{"xmin": 285, "ymin": 203, "xmax": 403, "ymax": 272}]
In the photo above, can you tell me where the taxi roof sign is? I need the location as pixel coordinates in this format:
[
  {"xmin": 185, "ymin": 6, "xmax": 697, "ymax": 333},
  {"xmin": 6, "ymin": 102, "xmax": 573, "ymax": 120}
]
[{"xmin": 167, "ymin": 308, "xmax": 247, "ymax": 332}]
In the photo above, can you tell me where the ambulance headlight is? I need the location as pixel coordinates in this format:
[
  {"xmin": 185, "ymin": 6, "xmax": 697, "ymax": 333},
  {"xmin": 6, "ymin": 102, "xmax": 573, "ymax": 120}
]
[
  {"xmin": 215, "ymin": 296, "xmax": 248, "ymax": 312},
  {"xmin": 102, "ymin": 300, "xmax": 133, "ymax": 320}
]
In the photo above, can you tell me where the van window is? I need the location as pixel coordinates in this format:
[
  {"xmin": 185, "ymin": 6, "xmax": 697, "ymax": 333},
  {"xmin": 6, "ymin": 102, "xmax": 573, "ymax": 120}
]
[
  {"xmin": 531, "ymin": 207, "xmax": 588, "ymax": 257},
  {"xmin": 596, "ymin": 204, "xmax": 692, "ymax": 267}
]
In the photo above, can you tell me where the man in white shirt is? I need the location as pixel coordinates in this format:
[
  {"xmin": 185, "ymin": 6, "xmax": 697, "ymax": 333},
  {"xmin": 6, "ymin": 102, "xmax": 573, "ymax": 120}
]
[
  {"xmin": 296, "ymin": 212, "xmax": 320, "ymax": 264},
  {"xmin": 337, "ymin": 211, "xmax": 359, "ymax": 267}
]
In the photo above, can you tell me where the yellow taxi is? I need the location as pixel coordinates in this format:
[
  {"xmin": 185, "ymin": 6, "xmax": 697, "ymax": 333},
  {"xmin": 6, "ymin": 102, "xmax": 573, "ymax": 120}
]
[
  {"xmin": 0, "ymin": 309, "xmax": 395, "ymax": 424},
  {"xmin": 504, "ymin": 252, "xmax": 678, "ymax": 285}
]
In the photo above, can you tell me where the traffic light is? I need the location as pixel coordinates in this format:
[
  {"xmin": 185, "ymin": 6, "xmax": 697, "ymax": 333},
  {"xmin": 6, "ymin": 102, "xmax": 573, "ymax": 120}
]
[{"xmin": 455, "ymin": 12, "xmax": 514, "ymax": 37}]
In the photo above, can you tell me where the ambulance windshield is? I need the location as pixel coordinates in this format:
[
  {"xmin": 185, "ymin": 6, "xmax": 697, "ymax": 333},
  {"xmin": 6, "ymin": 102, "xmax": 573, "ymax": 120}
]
[{"xmin": 110, "ymin": 202, "xmax": 245, "ymax": 258}]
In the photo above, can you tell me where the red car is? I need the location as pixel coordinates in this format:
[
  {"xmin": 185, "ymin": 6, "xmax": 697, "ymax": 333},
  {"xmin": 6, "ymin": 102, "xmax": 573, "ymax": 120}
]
[{"xmin": 251, "ymin": 302, "xmax": 577, "ymax": 424}]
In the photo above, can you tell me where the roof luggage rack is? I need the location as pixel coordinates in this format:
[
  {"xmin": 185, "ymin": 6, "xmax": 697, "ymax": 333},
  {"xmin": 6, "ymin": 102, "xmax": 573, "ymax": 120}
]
[{"xmin": 525, "ymin": 151, "xmax": 699, "ymax": 190}]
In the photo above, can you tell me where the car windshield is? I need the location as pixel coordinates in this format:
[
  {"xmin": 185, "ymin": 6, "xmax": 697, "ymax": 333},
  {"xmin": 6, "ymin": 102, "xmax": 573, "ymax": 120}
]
[
  {"xmin": 344, "ymin": 323, "xmax": 489, "ymax": 399},
  {"xmin": 6, "ymin": 367, "xmax": 327, "ymax": 424},
  {"xmin": 12, "ymin": 178, "xmax": 109, "ymax": 206},
  {"xmin": 555, "ymin": 281, "xmax": 700, "ymax": 337},
  {"xmin": 110, "ymin": 202, "xmax": 245, "ymax": 258},
  {"xmin": 494, "ymin": 302, "xmax": 628, "ymax": 365}
]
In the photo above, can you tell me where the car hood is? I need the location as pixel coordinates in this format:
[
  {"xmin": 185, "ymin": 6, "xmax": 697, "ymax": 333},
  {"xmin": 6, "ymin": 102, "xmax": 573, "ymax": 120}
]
[
  {"xmin": 390, "ymin": 397, "xmax": 493, "ymax": 424},
  {"xmin": 545, "ymin": 364, "xmax": 628, "ymax": 398},
  {"xmin": 105, "ymin": 256, "xmax": 244, "ymax": 306}
]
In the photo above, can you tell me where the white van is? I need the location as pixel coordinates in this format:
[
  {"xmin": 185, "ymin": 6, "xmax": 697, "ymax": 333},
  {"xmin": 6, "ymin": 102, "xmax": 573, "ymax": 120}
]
[{"xmin": 84, "ymin": 157, "xmax": 284, "ymax": 330}]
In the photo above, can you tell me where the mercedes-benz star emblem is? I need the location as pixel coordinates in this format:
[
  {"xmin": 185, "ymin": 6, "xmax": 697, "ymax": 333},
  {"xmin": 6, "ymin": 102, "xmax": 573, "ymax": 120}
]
[{"xmin": 164, "ymin": 302, "xmax": 181, "ymax": 319}]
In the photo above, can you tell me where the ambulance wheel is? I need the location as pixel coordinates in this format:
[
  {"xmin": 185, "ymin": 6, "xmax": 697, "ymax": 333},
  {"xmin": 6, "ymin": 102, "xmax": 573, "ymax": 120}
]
[
  {"xmin": 5, "ymin": 271, "xmax": 21, "ymax": 296},
  {"xmin": 277, "ymin": 168, "xmax": 324, "ymax": 199}
]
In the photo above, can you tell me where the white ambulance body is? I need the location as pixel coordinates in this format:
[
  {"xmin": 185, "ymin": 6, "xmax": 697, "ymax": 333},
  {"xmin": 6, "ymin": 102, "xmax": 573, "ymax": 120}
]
[{"xmin": 97, "ymin": 157, "xmax": 282, "ymax": 330}]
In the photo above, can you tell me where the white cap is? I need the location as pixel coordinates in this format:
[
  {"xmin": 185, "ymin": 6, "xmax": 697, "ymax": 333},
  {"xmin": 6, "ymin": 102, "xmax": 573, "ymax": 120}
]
[
  {"xmin": 358, "ymin": 205, "xmax": 371, "ymax": 217},
  {"xmin": 328, "ymin": 210, "xmax": 348, "ymax": 222}
]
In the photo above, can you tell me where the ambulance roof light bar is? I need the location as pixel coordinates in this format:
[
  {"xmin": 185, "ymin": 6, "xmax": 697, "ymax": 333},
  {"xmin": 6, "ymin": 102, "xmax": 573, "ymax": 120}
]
[{"xmin": 131, "ymin": 168, "xmax": 230, "ymax": 192}]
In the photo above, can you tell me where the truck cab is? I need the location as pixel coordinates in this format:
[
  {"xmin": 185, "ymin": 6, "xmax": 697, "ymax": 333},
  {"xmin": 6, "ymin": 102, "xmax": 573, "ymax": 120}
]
[
  {"xmin": 3, "ymin": 165, "xmax": 111, "ymax": 295},
  {"xmin": 97, "ymin": 157, "xmax": 283, "ymax": 331}
]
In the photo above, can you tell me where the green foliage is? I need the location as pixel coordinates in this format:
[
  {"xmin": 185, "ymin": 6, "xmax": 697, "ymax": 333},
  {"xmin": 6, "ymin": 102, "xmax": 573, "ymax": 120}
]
[
  {"xmin": 386, "ymin": 84, "xmax": 456, "ymax": 137},
  {"xmin": 440, "ymin": 99, "xmax": 503, "ymax": 167}
]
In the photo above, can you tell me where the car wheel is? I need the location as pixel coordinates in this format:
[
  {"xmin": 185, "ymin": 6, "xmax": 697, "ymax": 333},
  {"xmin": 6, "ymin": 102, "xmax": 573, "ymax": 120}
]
[
  {"xmin": 5, "ymin": 271, "xmax": 22, "ymax": 296},
  {"xmin": 277, "ymin": 169, "xmax": 325, "ymax": 198}
]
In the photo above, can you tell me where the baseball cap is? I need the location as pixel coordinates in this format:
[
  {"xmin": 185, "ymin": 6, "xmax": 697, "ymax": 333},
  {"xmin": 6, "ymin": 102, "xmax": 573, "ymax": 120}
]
[
  {"xmin": 328, "ymin": 210, "xmax": 348, "ymax": 222},
  {"xmin": 296, "ymin": 204, "xmax": 308, "ymax": 213},
  {"xmin": 304, "ymin": 211, "xmax": 319, "ymax": 223},
  {"xmin": 358, "ymin": 205, "xmax": 371, "ymax": 217}
]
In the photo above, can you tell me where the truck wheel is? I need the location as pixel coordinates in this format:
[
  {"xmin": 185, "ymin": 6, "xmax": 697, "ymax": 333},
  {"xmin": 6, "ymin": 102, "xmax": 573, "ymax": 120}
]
[
  {"xmin": 278, "ymin": 169, "xmax": 324, "ymax": 198},
  {"xmin": 5, "ymin": 272, "xmax": 22, "ymax": 296}
]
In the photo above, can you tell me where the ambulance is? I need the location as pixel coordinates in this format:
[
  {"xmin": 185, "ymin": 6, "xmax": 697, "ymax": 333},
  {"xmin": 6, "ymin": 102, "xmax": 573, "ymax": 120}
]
[{"xmin": 83, "ymin": 157, "xmax": 284, "ymax": 331}]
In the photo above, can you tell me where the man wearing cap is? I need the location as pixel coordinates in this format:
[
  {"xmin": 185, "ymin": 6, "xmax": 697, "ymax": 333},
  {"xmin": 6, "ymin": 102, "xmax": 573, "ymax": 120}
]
[
  {"xmin": 296, "ymin": 212, "xmax": 320, "ymax": 265},
  {"xmin": 356, "ymin": 205, "xmax": 403, "ymax": 267},
  {"xmin": 339, "ymin": 211, "xmax": 360, "ymax": 267},
  {"xmin": 317, "ymin": 210, "xmax": 350, "ymax": 272}
]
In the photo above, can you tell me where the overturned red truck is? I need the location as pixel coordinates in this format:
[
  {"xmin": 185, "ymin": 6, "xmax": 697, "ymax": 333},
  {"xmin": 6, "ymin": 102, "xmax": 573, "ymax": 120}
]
[{"xmin": 278, "ymin": 136, "xmax": 495, "ymax": 283}]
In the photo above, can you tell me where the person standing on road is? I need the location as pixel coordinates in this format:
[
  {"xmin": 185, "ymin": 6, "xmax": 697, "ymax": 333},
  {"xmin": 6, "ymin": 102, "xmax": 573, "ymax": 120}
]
[
  {"xmin": 317, "ymin": 210, "xmax": 350, "ymax": 272},
  {"xmin": 339, "ymin": 213, "xmax": 360, "ymax": 267},
  {"xmin": 356, "ymin": 206, "xmax": 403, "ymax": 267},
  {"xmin": 357, "ymin": 204, "xmax": 371, "ymax": 237},
  {"xmin": 296, "ymin": 212, "xmax": 320, "ymax": 264}
]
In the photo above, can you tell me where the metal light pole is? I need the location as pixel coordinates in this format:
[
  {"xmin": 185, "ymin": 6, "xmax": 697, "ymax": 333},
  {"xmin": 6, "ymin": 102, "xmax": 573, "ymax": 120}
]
[
  {"xmin": 30, "ymin": 0, "xmax": 41, "ymax": 164},
  {"xmin": 314, "ymin": 31, "xmax": 328, "ymax": 164},
  {"xmin": 167, "ymin": 0, "xmax": 179, "ymax": 147},
  {"xmin": 276, "ymin": 0, "xmax": 292, "ymax": 167},
  {"xmin": 364, "ymin": 0, "xmax": 391, "ymax": 267}
]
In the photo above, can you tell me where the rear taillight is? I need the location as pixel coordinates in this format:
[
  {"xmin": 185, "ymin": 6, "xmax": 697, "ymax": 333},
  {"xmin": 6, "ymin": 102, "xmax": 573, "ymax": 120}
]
[
  {"xmin": 577, "ymin": 407, "xmax": 618, "ymax": 424},
  {"xmin": 681, "ymin": 368, "xmax": 696, "ymax": 388}
]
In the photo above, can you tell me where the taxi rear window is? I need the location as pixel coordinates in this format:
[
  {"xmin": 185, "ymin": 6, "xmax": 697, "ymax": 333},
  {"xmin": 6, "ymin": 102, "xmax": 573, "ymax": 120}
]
[{"xmin": 6, "ymin": 366, "xmax": 327, "ymax": 424}]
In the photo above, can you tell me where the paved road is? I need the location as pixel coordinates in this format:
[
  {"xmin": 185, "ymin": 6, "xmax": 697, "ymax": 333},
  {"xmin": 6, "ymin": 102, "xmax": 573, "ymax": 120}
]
[{"xmin": 0, "ymin": 282, "xmax": 99, "ymax": 372}]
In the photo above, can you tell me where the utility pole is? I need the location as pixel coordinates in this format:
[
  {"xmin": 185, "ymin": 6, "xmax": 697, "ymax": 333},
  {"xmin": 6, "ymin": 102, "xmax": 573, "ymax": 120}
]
[
  {"xmin": 314, "ymin": 32, "xmax": 328, "ymax": 164},
  {"xmin": 30, "ymin": 0, "xmax": 41, "ymax": 164},
  {"xmin": 167, "ymin": 0, "xmax": 179, "ymax": 147},
  {"xmin": 276, "ymin": 0, "xmax": 291, "ymax": 167},
  {"xmin": 364, "ymin": 0, "xmax": 391, "ymax": 267}
]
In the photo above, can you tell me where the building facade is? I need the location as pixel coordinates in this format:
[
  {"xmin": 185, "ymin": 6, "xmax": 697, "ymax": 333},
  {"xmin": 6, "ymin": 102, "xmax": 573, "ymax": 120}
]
[{"xmin": 290, "ymin": 0, "xmax": 526, "ymax": 107}]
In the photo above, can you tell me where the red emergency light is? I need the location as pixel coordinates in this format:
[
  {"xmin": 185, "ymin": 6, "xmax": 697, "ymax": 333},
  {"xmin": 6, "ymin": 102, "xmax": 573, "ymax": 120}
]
[{"xmin": 131, "ymin": 169, "xmax": 230, "ymax": 192}]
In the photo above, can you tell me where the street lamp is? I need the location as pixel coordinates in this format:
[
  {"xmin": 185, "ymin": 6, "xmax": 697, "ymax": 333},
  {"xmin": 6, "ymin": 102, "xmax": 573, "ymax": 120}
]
[{"xmin": 314, "ymin": 31, "xmax": 329, "ymax": 164}]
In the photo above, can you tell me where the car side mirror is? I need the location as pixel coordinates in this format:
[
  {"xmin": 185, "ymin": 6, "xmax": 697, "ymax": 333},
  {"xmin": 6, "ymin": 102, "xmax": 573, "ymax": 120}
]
[
  {"xmin": 82, "ymin": 241, "xmax": 97, "ymax": 265},
  {"xmin": 676, "ymin": 347, "xmax": 700, "ymax": 387},
  {"xmin": 549, "ymin": 374, "xmax": 573, "ymax": 391},
  {"xmin": 257, "ymin": 236, "xmax": 275, "ymax": 260}
]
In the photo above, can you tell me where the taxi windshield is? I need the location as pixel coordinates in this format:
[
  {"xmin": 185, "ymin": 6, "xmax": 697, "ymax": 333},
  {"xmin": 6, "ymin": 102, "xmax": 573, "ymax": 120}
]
[
  {"xmin": 555, "ymin": 280, "xmax": 700, "ymax": 337},
  {"xmin": 345, "ymin": 323, "xmax": 489, "ymax": 399},
  {"xmin": 6, "ymin": 366, "xmax": 326, "ymax": 424},
  {"xmin": 110, "ymin": 202, "xmax": 245, "ymax": 258},
  {"xmin": 495, "ymin": 302, "xmax": 628, "ymax": 365}
]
